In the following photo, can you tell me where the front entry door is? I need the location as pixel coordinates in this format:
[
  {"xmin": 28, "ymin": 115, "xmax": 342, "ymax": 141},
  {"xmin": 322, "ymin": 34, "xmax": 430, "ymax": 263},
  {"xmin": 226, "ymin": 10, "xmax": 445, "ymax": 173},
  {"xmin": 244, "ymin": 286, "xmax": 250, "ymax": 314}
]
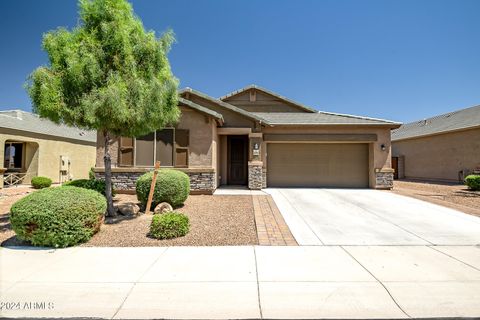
[{"xmin": 228, "ymin": 135, "xmax": 248, "ymax": 185}]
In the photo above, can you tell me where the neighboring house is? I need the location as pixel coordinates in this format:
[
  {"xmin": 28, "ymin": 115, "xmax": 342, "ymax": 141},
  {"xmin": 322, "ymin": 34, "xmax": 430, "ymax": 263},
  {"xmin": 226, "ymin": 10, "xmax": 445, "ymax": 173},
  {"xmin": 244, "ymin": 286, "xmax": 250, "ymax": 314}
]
[
  {"xmin": 94, "ymin": 85, "xmax": 401, "ymax": 193},
  {"xmin": 0, "ymin": 110, "xmax": 96, "ymax": 187},
  {"xmin": 392, "ymin": 105, "xmax": 480, "ymax": 182}
]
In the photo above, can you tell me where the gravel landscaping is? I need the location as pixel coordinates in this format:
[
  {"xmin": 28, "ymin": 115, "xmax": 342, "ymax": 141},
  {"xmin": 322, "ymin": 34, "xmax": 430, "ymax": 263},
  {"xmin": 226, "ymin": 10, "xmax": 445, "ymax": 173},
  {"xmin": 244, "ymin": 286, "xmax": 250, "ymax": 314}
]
[
  {"xmin": 393, "ymin": 180, "xmax": 480, "ymax": 217},
  {"xmin": 1, "ymin": 189, "xmax": 258, "ymax": 247}
]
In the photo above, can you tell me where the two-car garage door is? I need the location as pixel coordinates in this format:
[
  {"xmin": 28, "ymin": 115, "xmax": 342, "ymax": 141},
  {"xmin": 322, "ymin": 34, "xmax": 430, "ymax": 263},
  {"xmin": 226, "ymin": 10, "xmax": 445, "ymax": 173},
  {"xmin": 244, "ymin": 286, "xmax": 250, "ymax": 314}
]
[{"xmin": 267, "ymin": 143, "xmax": 369, "ymax": 188}]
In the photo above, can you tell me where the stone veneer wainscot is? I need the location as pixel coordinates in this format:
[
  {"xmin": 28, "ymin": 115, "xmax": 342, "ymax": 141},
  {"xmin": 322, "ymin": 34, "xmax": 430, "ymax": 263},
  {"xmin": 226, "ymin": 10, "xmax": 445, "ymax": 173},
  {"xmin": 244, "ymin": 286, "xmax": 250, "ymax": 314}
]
[
  {"xmin": 374, "ymin": 168, "xmax": 394, "ymax": 189},
  {"xmin": 94, "ymin": 167, "xmax": 216, "ymax": 194}
]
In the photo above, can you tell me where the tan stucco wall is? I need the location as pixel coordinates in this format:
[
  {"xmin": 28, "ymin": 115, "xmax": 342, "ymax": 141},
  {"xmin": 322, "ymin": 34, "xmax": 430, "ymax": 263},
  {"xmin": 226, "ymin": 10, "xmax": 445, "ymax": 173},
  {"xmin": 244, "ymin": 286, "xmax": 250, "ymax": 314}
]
[
  {"xmin": 96, "ymin": 131, "xmax": 119, "ymax": 167},
  {"xmin": 261, "ymin": 125, "xmax": 393, "ymax": 188},
  {"xmin": 95, "ymin": 106, "xmax": 215, "ymax": 169},
  {"xmin": 392, "ymin": 128, "xmax": 480, "ymax": 182},
  {"xmin": 1, "ymin": 129, "xmax": 96, "ymax": 184},
  {"xmin": 178, "ymin": 107, "xmax": 214, "ymax": 167}
]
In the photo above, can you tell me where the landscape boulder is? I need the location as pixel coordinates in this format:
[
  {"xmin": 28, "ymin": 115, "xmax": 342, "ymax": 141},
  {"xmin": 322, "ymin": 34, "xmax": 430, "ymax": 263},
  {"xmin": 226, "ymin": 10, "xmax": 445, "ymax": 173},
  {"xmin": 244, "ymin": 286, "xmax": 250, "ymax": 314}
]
[
  {"xmin": 154, "ymin": 202, "xmax": 173, "ymax": 214},
  {"xmin": 115, "ymin": 202, "xmax": 140, "ymax": 216}
]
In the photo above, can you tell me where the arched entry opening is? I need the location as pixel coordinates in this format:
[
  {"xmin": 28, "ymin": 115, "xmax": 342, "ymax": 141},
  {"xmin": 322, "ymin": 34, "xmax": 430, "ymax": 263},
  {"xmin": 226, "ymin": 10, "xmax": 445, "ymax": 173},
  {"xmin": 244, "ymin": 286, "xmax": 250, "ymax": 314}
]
[{"xmin": 3, "ymin": 140, "xmax": 39, "ymax": 186}]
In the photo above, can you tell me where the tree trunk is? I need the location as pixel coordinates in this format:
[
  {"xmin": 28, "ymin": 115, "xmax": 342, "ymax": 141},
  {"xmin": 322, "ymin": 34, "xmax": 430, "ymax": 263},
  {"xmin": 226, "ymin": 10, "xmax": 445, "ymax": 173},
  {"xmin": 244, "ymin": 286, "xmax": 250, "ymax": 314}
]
[{"xmin": 103, "ymin": 131, "xmax": 116, "ymax": 217}]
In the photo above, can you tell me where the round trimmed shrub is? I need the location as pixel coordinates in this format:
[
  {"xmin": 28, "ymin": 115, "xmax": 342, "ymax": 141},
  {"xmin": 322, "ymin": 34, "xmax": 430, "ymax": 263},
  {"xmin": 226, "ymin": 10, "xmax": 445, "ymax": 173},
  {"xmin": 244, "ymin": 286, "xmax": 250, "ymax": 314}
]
[
  {"xmin": 31, "ymin": 176, "xmax": 52, "ymax": 189},
  {"xmin": 465, "ymin": 175, "xmax": 480, "ymax": 191},
  {"xmin": 63, "ymin": 178, "xmax": 114, "ymax": 196},
  {"xmin": 63, "ymin": 179, "xmax": 90, "ymax": 188},
  {"xmin": 136, "ymin": 169, "xmax": 190, "ymax": 208},
  {"xmin": 9, "ymin": 186, "xmax": 107, "ymax": 247},
  {"xmin": 149, "ymin": 212, "xmax": 189, "ymax": 239}
]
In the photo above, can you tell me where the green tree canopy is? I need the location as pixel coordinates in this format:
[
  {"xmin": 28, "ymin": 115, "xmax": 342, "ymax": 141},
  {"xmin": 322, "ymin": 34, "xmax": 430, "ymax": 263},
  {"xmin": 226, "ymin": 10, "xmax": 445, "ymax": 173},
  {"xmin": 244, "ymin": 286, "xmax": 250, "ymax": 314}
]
[
  {"xmin": 27, "ymin": 0, "xmax": 180, "ymax": 216},
  {"xmin": 27, "ymin": 0, "xmax": 179, "ymax": 137}
]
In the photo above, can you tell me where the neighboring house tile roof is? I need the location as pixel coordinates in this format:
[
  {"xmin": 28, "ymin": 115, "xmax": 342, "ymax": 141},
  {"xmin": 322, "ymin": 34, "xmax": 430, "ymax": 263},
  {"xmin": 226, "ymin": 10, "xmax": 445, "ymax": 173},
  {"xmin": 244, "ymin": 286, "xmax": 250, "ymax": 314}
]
[
  {"xmin": 252, "ymin": 112, "xmax": 401, "ymax": 126},
  {"xmin": 219, "ymin": 84, "xmax": 317, "ymax": 113},
  {"xmin": 178, "ymin": 97, "xmax": 224, "ymax": 124},
  {"xmin": 179, "ymin": 87, "xmax": 271, "ymax": 125},
  {"xmin": 392, "ymin": 105, "xmax": 480, "ymax": 141},
  {"xmin": 0, "ymin": 110, "xmax": 96, "ymax": 143}
]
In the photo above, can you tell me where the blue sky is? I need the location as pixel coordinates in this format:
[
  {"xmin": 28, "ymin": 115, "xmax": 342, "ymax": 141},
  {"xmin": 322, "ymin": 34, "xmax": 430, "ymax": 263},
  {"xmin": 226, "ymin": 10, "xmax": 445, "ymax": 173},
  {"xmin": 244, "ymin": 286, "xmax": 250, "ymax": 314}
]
[{"xmin": 0, "ymin": 0, "xmax": 479, "ymax": 123}]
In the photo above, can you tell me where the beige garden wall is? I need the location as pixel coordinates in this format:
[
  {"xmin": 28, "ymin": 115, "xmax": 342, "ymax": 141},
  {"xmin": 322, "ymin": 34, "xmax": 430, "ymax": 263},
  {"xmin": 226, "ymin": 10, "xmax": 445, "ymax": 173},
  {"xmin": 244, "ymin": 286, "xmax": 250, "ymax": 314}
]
[
  {"xmin": 0, "ymin": 128, "xmax": 96, "ymax": 184},
  {"xmin": 392, "ymin": 127, "xmax": 480, "ymax": 182}
]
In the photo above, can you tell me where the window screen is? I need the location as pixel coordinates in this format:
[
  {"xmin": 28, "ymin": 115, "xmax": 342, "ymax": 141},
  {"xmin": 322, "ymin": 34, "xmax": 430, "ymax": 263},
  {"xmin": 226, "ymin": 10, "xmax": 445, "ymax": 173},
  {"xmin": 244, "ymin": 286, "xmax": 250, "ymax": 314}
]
[
  {"xmin": 156, "ymin": 129, "xmax": 174, "ymax": 166},
  {"xmin": 135, "ymin": 132, "xmax": 154, "ymax": 166},
  {"xmin": 118, "ymin": 137, "xmax": 134, "ymax": 166},
  {"xmin": 175, "ymin": 129, "xmax": 189, "ymax": 148},
  {"xmin": 174, "ymin": 129, "xmax": 189, "ymax": 167}
]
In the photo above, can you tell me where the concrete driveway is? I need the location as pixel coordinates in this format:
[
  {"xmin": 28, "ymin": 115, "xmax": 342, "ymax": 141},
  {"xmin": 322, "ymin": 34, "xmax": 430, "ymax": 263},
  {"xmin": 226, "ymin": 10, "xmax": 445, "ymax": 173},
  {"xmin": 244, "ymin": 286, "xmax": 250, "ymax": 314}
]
[{"xmin": 266, "ymin": 188, "xmax": 480, "ymax": 245}]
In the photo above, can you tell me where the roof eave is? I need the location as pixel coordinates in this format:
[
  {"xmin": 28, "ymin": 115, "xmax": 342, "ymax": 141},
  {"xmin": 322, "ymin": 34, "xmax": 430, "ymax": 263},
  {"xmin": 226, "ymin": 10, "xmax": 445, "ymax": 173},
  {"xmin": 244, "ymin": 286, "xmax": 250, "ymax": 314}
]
[
  {"xmin": 179, "ymin": 88, "xmax": 272, "ymax": 126},
  {"xmin": 268, "ymin": 122, "xmax": 402, "ymax": 127},
  {"xmin": 178, "ymin": 97, "xmax": 224, "ymax": 122}
]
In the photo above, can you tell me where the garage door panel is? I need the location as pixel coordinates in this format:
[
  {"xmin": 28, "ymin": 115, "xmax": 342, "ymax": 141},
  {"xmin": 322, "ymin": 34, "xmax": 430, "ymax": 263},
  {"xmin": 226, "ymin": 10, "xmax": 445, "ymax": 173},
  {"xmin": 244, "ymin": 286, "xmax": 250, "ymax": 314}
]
[{"xmin": 267, "ymin": 143, "xmax": 369, "ymax": 188}]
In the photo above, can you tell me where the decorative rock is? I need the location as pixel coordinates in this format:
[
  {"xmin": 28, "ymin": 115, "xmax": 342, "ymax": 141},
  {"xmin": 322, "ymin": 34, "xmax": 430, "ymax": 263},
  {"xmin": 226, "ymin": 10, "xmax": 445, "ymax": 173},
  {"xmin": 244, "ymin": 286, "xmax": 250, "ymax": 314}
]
[
  {"xmin": 154, "ymin": 202, "xmax": 173, "ymax": 214},
  {"xmin": 115, "ymin": 202, "xmax": 140, "ymax": 216},
  {"xmin": 248, "ymin": 164, "xmax": 264, "ymax": 190},
  {"xmin": 375, "ymin": 172, "xmax": 394, "ymax": 189}
]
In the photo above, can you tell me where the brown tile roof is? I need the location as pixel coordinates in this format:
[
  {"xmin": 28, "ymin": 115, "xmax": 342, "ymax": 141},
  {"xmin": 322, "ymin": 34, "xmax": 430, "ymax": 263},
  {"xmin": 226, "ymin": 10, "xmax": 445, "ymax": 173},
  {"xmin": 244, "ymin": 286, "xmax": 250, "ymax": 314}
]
[
  {"xmin": 252, "ymin": 112, "xmax": 401, "ymax": 126},
  {"xmin": 392, "ymin": 105, "xmax": 480, "ymax": 141}
]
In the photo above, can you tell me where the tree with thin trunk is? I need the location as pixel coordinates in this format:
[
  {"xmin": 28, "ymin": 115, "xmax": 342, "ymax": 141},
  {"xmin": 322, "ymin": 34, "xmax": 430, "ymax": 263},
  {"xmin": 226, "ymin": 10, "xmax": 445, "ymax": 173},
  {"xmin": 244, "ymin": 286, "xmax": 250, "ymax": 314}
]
[{"xmin": 26, "ymin": 0, "xmax": 179, "ymax": 216}]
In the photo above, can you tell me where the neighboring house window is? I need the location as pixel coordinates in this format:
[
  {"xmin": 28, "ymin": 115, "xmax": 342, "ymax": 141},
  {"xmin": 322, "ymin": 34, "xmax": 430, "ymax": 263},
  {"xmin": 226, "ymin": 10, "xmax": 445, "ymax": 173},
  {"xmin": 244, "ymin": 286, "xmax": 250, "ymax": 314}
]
[
  {"xmin": 118, "ymin": 129, "xmax": 189, "ymax": 167},
  {"xmin": 4, "ymin": 142, "xmax": 24, "ymax": 170}
]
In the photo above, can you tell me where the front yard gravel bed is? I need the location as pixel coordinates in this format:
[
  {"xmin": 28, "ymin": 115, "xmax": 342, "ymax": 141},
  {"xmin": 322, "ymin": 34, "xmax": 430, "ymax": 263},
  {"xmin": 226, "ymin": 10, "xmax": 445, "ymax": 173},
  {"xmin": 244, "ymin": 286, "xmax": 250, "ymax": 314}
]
[
  {"xmin": 393, "ymin": 180, "xmax": 480, "ymax": 217},
  {"xmin": 1, "ymin": 191, "xmax": 258, "ymax": 247},
  {"xmin": 83, "ymin": 194, "xmax": 258, "ymax": 247}
]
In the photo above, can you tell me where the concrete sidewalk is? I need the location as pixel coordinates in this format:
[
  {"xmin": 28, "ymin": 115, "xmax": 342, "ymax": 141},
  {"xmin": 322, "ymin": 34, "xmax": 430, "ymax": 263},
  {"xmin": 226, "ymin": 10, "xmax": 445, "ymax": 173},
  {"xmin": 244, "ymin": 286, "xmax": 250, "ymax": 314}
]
[{"xmin": 1, "ymin": 245, "xmax": 480, "ymax": 319}]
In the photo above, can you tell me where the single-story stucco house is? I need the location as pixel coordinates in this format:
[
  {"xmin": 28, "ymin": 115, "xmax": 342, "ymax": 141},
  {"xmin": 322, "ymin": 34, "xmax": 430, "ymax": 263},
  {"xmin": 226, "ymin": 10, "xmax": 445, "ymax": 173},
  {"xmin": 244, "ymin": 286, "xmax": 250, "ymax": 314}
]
[
  {"xmin": 94, "ymin": 85, "xmax": 401, "ymax": 193},
  {"xmin": 0, "ymin": 110, "xmax": 96, "ymax": 188},
  {"xmin": 392, "ymin": 104, "xmax": 480, "ymax": 182}
]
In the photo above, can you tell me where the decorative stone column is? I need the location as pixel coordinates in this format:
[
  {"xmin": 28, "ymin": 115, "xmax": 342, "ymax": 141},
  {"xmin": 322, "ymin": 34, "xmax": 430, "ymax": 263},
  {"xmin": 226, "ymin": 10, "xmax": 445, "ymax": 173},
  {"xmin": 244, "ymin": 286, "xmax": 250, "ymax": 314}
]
[
  {"xmin": 375, "ymin": 168, "xmax": 394, "ymax": 189},
  {"xmin": 248, "ymin": 132, "xmax": 264, "ymax": 190},
  {"xmin": 248, "ymin": 161, "xmax": 264, "ymax": 190}
]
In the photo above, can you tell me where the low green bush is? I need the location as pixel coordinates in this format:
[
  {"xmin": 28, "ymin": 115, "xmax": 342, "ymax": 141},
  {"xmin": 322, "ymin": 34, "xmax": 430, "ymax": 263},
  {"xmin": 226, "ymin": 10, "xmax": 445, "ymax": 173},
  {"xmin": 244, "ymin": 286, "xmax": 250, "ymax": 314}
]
[
  {"xmin": 149, "ymin": 212, "xmax": 189, "ymax": 239},
  {"xmin": 465, "ymin": 175, "xmax": 480, "ymax": 191},
  {"xmin": 9, "ymin": 186, "xmax": 106, "ymax": 247},
  {"xmin": 31, "ymin": 176, "xmax": 52, "ymax": 189},
  {"xmin": 88, "ymin": 167, "xmax": 95, "ymax": 180},
  {"xmin": 136, "ymin": 169, "xmax": 190, "ymax": 208},
  {"xmin": 63, "ymin": 178, "xmax": 114, "ymax": 196}
]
